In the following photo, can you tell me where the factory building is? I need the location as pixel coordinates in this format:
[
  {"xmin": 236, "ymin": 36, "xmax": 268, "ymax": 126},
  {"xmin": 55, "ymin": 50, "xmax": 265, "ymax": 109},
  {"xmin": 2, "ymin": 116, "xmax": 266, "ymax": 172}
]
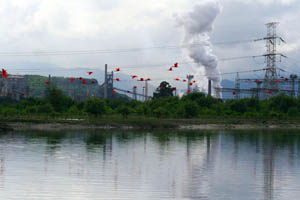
[{"xmin": 0, "ymin": 73, "xmax": 29, "ymax": 100}]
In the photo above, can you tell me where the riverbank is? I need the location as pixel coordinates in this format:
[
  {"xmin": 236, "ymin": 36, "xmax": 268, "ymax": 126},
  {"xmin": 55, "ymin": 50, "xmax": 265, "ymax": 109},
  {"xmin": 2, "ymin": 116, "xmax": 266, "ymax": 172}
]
[{"xmin": 1, "ymin": 118, "xmax": 300, "ymax": 131}]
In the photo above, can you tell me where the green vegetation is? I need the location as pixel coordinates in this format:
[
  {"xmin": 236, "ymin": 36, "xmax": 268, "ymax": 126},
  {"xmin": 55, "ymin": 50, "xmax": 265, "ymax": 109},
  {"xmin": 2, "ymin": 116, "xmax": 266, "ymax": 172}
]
[
  {"xmin": 153, "ymin": 81, "xmax": 175, "ymax": 99},
  {"xmin": 84, "ymin": 98, "xmax": 106, "ymax": 117},
  {"xmin": 1, "ymin": 85, "xmax": 300, "ymax": 128}
]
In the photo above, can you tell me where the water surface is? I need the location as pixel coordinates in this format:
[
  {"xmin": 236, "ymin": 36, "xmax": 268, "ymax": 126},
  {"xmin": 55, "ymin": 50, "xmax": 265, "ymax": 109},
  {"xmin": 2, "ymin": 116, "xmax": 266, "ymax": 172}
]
[{"xmin": 1, "ymin": 129, "xmax": 300, "ymax": 199}]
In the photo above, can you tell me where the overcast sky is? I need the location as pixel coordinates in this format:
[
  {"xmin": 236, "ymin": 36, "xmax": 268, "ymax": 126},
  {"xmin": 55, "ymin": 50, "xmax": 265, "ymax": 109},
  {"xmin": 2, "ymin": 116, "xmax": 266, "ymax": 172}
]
[{"xmin": 0, "ymin": 0, "xmax": 300, "ymax": 86}]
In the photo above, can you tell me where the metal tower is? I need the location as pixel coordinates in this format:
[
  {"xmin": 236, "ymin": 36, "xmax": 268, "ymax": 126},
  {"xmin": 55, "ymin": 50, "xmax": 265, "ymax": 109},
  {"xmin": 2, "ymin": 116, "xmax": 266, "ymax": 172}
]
[
  {"xmin": 256, "ymin": 22, "xmax": 286, "ymax": 96},
  {"xmin": 107, "ymin": 71, "xmax": 114, "ymax": 96},
  {"xmin": 235, "ymin": 72, "xmax": 240, "ymax": 100}
]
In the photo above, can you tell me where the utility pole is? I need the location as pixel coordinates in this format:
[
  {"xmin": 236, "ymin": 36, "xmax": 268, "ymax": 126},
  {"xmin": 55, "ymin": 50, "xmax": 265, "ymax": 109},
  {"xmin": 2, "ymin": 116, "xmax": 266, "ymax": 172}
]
[
  {"xmin": 145, "ymin": 80, "xmax": 149, "ymax": 101},
  {"xmin": 104, "ymin": 64, "xmax": 108, "ymax": 99},
  {"xmin": 255, "ymin": 22, "xmax": 286, "ymax": 98},
  {"xmin": 142, "ymin": 87, "xmax": 145, "ymax": 101},
  {"xmin": 235, "ymin": 72, "xmax": 240, "ymax": 100}
]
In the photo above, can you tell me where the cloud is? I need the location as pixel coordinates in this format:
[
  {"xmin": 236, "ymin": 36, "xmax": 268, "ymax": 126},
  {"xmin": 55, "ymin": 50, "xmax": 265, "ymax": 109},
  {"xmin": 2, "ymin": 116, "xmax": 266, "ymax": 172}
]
[
  {"xmin": 224, "ymin": 0, "xmax": 297, "ymax": 5},
  {"xmin": 0, "ymin": 0, "xmax": 299, "ymax": 89}
]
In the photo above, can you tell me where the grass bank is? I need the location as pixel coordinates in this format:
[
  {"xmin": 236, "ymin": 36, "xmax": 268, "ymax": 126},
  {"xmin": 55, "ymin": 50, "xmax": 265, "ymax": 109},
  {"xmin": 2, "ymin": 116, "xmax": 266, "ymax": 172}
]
[{"xmin": 1, "ymin": 116, "xmax": 300, "ymax": 131}]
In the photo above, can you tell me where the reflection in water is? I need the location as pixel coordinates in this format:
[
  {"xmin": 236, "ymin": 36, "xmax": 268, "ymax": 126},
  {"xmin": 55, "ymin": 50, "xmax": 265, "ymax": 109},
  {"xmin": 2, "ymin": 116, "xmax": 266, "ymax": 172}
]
[
  {"xmin": 263, "ymin": 135, "xmax": 275, "ymax": 200},
  {"xmin": 0, "ymin": 130, "xmax": 300, "ymax": 199},
  {"xmin": 0, "ymin": 156, "xmax": 5, "ymax": 189}
]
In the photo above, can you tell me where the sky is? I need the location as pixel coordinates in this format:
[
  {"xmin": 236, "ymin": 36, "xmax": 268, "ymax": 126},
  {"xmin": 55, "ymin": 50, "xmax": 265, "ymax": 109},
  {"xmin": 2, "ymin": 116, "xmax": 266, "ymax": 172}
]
[{"xmin": 0, "ymin": 0, "xmax": 300, "ymax": 90}]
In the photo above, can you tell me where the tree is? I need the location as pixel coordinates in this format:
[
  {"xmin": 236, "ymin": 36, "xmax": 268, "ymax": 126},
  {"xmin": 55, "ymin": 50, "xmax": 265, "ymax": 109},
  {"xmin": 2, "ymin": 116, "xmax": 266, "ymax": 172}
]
[
  {"xmin": 46, "ymin": 86, "xmax": 74, "ymax": 112},
  {"xmin": 117, "ymin": 105, "xmax": 132, "ymax": 118},
  {"xmin": 268, "ymin": 94, "xmax": 297, "ymax": 113},
  {"xmin": 153, "ymin": 81, "xmax": 174, "ymax": 99},
  {"xmin": 183, "ymin": 101, "xmax": 199, "ymax": 118},
  {"xmin": 228, "ymin": 99, "xmax": 248, "ymax": 114},
  {"xmin": 153, "ymin": 107, "xmax": 170, "ymax": 118},
  {"xmin": 37, "ymin": 103, "xmax": 55, "ymax": 114},
  {"xmin": 84, "ymin": 97, "xmax": 106, "ymax": 117}
]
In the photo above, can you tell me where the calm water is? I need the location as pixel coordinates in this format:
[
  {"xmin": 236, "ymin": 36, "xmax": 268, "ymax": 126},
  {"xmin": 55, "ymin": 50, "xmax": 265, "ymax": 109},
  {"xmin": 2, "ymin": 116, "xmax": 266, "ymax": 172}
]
[{"xmin": 1, "ymin": 129, "xmax": 300, "ymax": 200}]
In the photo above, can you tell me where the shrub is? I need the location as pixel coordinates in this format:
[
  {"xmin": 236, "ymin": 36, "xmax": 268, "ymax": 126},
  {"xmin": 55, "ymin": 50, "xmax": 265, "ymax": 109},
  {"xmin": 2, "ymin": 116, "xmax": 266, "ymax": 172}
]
[{"xmin": 84, "ymin": 98, "xmax": 106, "ymax": 117}]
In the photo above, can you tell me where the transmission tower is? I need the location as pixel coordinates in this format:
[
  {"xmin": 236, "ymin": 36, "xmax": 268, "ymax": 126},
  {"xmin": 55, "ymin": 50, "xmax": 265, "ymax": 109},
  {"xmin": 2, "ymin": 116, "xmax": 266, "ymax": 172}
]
[{"xmin": 256, "ymin": 22, "xmax": 286, "ymax": 97}]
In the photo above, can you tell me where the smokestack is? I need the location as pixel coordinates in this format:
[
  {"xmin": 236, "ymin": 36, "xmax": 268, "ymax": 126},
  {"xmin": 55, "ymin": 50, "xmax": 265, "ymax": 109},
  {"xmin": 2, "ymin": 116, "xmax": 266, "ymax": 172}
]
[
  {"xmin": 208, "ymin": 79, "xmax": 212, "ymax": 96},
  {"xmin": 104, "ymin": 64, "xmax": 107, "ymax": 99},
  {"xmin": 177, "ymin": 1, "xmax": 222, "ymax": 98}
]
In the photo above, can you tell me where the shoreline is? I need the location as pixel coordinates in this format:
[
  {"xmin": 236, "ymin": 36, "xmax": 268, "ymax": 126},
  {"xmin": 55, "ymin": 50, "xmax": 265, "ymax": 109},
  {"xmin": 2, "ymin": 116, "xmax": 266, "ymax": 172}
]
[{"xmin": 3, "ymin": 118, "xmax": 300, "ymax": 131}]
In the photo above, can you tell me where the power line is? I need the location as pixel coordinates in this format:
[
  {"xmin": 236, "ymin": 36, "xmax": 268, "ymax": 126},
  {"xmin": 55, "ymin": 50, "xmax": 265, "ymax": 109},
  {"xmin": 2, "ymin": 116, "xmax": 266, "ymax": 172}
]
[
  {"xmin": 0, "ymin": 39, "xmax": 256, "ymax": 57},
  {"xmin": 4, "ymin": 55, "xmax": 261, "ymax": 73}
]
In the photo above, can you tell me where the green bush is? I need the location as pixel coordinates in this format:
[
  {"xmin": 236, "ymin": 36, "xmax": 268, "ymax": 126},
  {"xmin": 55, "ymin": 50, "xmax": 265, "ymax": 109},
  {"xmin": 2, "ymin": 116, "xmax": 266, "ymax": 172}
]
[
  {"xmin": 37, "ymin": 104, "xmax": 55, "ymax": 114},
  {"xmin": 153, "ymin": 107, "xmax": 170, "ymax": 118},
  {"xmin": 84, "ymin": 97, "xmax": 106, "ymax": 117},
  {"xmin": 117, "ymin": 105, "xmax": 133, "ymax": 119},
  {"xmin": 183, "ymin": 101, "xmax": 198, "ymax": 118},
  {"xmin": 288, "ymin": 107, "xmax": 299, "ymax": 118}
]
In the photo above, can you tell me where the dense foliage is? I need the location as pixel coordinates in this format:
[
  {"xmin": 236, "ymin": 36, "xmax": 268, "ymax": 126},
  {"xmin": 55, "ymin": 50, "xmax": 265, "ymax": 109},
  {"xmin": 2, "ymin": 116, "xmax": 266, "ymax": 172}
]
[
  {"xmin": 153, "ymin": 81, "xmax": 175, "ymax": 99},
  {"xmin": 1, "ymin": 86, "xmax": 300, "ymax": 120}
]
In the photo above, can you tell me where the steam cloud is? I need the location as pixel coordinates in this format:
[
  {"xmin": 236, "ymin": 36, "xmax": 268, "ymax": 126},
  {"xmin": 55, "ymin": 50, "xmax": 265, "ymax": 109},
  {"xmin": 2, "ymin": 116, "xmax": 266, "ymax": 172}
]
[{"xmin": 177, "ymin": 1, "xmax": 222, "ymax": 98}]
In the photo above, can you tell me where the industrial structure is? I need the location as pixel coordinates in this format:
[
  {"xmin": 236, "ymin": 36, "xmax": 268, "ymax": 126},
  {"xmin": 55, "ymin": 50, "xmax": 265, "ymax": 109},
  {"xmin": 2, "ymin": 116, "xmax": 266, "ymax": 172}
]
[
  {"xmin": 102, "ymin": 64, "xmax": 153, "ymax": 101},
  {"xmin": 0, "ymin": 73, "xmax": 28, "ymax": 100},
  {"xmin": 214, "ymin": 22, "xmax": 298, "ymax": 100},
  {"xmin": 0, "ymin": 22, "xmax": 299, "ymax": 102}
]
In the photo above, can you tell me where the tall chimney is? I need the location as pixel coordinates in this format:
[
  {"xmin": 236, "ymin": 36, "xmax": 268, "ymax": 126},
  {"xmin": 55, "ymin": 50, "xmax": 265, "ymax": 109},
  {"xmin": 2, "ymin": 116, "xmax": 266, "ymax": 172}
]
[{"xmin": 208, "ymin": 79, "xmax": 212, "ymax": 96}]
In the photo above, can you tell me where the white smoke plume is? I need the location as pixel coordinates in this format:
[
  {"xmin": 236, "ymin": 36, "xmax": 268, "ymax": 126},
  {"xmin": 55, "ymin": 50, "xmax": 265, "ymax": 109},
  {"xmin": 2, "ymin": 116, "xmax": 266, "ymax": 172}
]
[{"xmin": 177, "ymin": 1, "xmax": 222, "ymax": 98}]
